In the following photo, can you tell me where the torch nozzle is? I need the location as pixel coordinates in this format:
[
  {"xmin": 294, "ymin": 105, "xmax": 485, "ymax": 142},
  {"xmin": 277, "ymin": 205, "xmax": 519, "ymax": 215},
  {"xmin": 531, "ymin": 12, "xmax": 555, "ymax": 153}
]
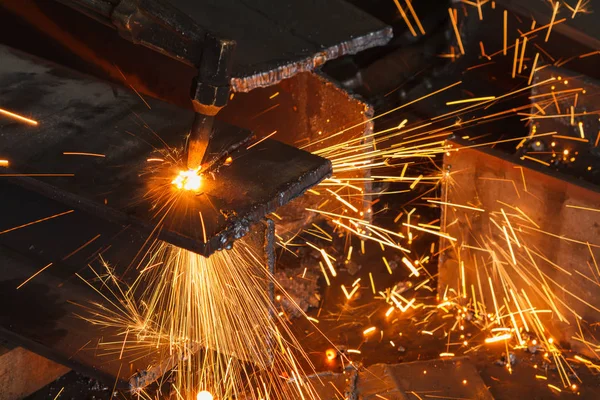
[{"xmin": 187, "ymin": 113, "xmax": 214, "ymax": 170}]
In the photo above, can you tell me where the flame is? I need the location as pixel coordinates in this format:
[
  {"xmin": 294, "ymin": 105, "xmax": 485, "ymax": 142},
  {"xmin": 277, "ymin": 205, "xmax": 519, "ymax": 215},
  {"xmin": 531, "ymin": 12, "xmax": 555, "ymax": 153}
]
[{"xmin": 172, "ymin": 169, "xmax": 202, "ymax": 191}]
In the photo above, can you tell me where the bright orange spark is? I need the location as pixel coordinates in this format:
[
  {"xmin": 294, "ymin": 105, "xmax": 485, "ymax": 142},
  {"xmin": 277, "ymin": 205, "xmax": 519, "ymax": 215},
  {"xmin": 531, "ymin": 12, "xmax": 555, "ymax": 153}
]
[
  {"xmin": 17, "ymin": 262, "xmax": 53, "ymax": 289},
  {"xmin": 0, "ymin": 107, "xmax": 38, "ymax": 125},
  {"xmin": 545, "ymin": 2, "xmax": 559, "ymax": 42},
  {"xmin": 448, "ymin": 8, "xmax": 465, "ymax": 55},
  {"xmin": 485, "ymin": 333, "xmax": 512, "ymax": 343},
  {"xmin": 63, "ymin": 152, "xmax": 106, "ymax": 158},
  {"xmin": 402, "ymin": 257, "xmax": 420, "ymax": 276},
  {"xmin": 0, "ymin": 210, "xmax": 74, "ymax": 236},
  {"xmin": 566, "ymin": 204, "xmax": 600, "ymax": 213},
  {"xmin": 446, "ymin": 96, "xmax": 496, "ymax": 105},
  {"xmin": 247, "ymin": 130, "xmax": 278, "ymax": 149}
]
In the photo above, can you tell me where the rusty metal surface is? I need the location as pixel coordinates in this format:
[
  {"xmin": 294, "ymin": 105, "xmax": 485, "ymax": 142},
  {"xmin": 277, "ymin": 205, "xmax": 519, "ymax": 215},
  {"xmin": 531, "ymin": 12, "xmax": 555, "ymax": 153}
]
[
  {"xmin": 0, "ymin": 45, "xmax": 331, "ymax": 256},
  {"xmin": 438, "ymin": 138, "xmax": 600, "ymax": 353},
  {"xmin": 0, "ymin": 345, "xmax": 70, "ymax": 399}
]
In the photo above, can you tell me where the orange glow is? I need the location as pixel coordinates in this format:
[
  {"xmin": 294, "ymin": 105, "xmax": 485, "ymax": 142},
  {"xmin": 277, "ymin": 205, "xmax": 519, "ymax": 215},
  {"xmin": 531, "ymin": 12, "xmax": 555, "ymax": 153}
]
[
  {"xmin": 325, "ymin": 348, "xmax": 336, "ymax": 361},
  {"xmin": 485, "ymin": 333, "xmax": 512, "ymax": 344},
  {"xmin": 172, "ymin": 169, "xmax": 202, "ymax": 191},
  {"xmin": 196, "ymin": 391, "xmax": 213, "ymax": 400}
]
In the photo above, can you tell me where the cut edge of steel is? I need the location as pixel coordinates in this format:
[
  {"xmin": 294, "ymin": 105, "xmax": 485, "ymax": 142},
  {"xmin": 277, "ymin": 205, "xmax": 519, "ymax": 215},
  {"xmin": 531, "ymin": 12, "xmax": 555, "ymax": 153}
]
[{"xmin": 230, "ymin": 27, "xmax": 393, "ymax": 92}]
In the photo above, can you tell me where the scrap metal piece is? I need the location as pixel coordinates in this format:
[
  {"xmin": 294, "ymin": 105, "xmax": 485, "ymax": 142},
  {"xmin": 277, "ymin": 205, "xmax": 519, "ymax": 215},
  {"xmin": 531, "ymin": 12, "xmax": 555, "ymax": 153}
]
[{"xmin": 0, "ymin": 45, "xmax": 331, "ymax": 257}]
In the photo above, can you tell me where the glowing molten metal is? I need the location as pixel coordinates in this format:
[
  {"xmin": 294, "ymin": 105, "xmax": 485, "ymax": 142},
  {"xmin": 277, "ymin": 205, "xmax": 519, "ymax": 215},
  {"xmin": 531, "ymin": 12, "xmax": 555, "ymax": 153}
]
[{"xmin": 172, "ymin": 169, "xmax": 202, "ymax": 191}]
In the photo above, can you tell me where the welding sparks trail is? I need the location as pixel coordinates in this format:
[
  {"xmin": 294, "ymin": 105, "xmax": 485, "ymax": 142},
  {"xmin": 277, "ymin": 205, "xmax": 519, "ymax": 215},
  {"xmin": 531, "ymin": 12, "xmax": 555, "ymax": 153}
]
[
  {"xmin": 437, "ymin": 141, "xmax": 600, "ymax": 390},
  {"xmin": 545, "ymin": 2, "xmax": 560, "ymax": 42},
  {"xmin": 78, "ymin": 242, "xmax": 324, "ymax": 399},
  {"xmin": 259, "ymin": 4, "xmax": 600, "ymax": 397},
  {"xmin": 0, "ymin": 107, "xmax": 38, "ymax": 125},
  {"xmin": 17, "ymin": 262, "xmax": 53, "ymax": 289},
  {"xmin": 63, "ymin": 152, "xmax": 106, "ymax": 158},
  {"xmin": 448, "ymin": 8, "xmax": 465, "ymax": 55},
  {"xmin": 0, "ymin": 210, "xmax": 74, "ymax": 236},
  {"xmin": 4, "ymin": 2, "xmax": 599, "ymax": 398}
]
